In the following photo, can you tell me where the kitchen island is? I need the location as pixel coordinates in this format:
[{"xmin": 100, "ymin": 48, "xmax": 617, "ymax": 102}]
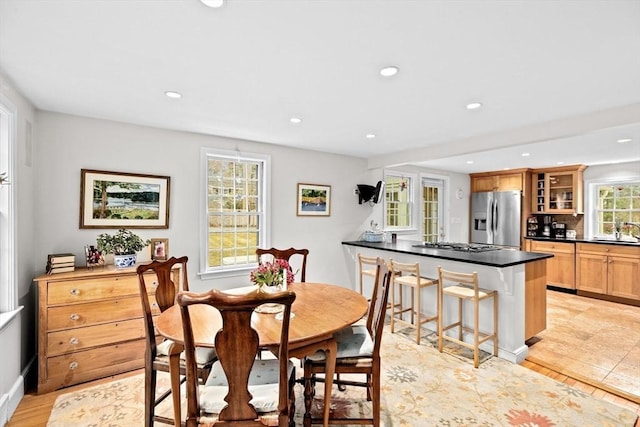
[{"xmin": 342, "ymin": 240, "xmax": 553, "ymax": 363}]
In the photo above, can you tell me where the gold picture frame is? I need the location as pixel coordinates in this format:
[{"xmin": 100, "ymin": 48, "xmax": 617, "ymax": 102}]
[
  {"xmin": 296, "ymin": 183, "xmax": 331, "ymax": 216},
  {"xmin": 80, "ymin": 169, "xmax": 170, "ymax": 229},
  {"xmin": 150, "ymin": 238, "xmax": 169, "ymax": 261}
]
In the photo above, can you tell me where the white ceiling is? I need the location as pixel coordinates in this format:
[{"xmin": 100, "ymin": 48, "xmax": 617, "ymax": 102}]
[{"xmin": 1, "ymin": 0, "xmax": 639, "ymax": 173}]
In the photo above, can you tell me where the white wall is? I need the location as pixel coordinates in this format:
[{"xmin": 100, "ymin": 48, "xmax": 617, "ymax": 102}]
[
  {"xmin": 380, "ymin": 165, "xmax": 471, "ymax": 243},
  {"xmin": 34, "ymin": 111, "xmax": 377, "ymax": 292},
  {"xmin": 583, "ymin": 161, "xmax": 640, "ymax": 182},
  {"xmin": 0, "ymin": 73, "xmax": 37, "ymax": 426}
]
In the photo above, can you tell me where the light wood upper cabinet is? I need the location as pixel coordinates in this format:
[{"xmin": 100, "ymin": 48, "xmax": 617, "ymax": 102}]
[
  {"xmin": 530, "ymin": 240, "xmax": 575, "ymax": 290},
  {"xmin": 531, "ymin": 164, "xmax": 587, "ymax": 214},
  {"xmin": 576, "ymin": 243, "xmax": 640, "ymax": 301},
  {"xmin": 470, "ymin": 169, "xmax": 527, "ymax": 193}
]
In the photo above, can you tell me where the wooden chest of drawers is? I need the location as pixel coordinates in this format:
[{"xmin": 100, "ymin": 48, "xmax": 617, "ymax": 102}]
[{"xmin": 34, "ymin": 265, "xmax": 175, "ymax": 394}]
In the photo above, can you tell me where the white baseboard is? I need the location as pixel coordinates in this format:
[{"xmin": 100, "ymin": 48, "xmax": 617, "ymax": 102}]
[{"xmin": 0, "ymin": 374, "xmax": 24, "ymax": 427}]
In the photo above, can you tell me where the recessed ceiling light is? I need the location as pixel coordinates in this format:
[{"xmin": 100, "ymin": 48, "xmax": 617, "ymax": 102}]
[
  {"xmin": 521, "ymin": 152, "xmax": 530, "ymax": 157},
  {"xmin": 617, "ymin": 138, "xmax": 632, "ymax": 143},
  {"xmin": 466, "ymin": 160, "xmax": 474, "ymax": 164},
  {"xmin": 200, "ymin": 0, "xmax": 225, "ymax": 7},
  {"xmin": 557, "ymin": 161, "xmax": 565, "ymax": 165},
  {"xmin": 380, "ymin": 66, "xmax": 399, "ymax": 77},
  {"xmin": 290, "ymin": 117, "xmax": 302, "ymax": 124},
  {"xmin": 466, "ymin": 102, "xmax": 483, "ymax": 110},
  {"xmin": 365, "ymin": 134, "xmax": 376, "ymax": 139},
  {"xmin": 164, "ymin": 91, "xmax": 182, "ymax": 99}
]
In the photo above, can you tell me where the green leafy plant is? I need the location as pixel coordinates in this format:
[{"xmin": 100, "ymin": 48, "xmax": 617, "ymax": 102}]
[{"xmin": 96, "ymin": 228, "xmax": 151, "ymax": 255}]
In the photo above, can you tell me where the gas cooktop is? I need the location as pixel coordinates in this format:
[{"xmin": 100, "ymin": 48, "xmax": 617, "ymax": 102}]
[{"xmin": 412, "ymin": 242, "xmax": 501, "ymax": 252}]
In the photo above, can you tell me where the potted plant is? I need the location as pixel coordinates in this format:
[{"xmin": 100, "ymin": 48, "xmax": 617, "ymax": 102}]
[{"xmin": 96, "ymin": 228, "xmax": 151, "ymax": 268}]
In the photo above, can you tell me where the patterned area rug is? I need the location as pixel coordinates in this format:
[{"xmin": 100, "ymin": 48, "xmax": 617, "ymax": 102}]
[{"xmin": 47, "ymin": 327, "xmax": 638, "ymax": 427}]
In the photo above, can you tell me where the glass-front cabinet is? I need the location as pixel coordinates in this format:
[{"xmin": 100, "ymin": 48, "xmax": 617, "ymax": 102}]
[{"xmin": 531, "ymin": 165, "xmax": 587, "ymax": 214}]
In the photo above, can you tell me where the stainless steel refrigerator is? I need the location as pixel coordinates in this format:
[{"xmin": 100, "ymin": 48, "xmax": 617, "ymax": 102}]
[{"xmin": 471, "ymin": 190, "xmax": 521, "ymax": 248}]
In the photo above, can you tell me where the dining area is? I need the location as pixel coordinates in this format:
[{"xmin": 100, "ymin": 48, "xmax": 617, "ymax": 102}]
[{"xmin": 139, "ymin": 248, "xmax": 389, "ymax": 427}]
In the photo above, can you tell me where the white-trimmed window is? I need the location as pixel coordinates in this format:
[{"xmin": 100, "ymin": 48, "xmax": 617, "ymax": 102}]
[
  {"xmin": 200, "ymin": 148, "xmax": 269, "ymax": 277},
  {"xmin": 384, "ymin": 172, "xmax": 414, "ymax": 230},
  {"xmin": 593, "ymin": 181, "xmax": 640, "ymax": 237},
  {"xmin": 0, "ymin": 95, "xmax": 17, "ymax": 314}
]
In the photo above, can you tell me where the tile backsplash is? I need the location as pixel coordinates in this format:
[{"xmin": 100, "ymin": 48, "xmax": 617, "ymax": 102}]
[{"xmin": 552, "ymin": 214, "xmax": 584, "ymax": 239}]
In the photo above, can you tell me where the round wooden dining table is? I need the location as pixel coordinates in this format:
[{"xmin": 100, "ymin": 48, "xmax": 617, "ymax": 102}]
[{"xmin": 155, "ymin": 282, "xmax": 369, "ymax": 427}]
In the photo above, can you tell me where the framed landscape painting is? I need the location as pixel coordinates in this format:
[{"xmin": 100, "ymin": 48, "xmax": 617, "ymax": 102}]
[
  {"xmin": 80, "ymin": 169, "xmax": 170, "ymax": 229},
  {"xmin": 297, "ymin": 183, "xmax": 331, "ymax": 216}
]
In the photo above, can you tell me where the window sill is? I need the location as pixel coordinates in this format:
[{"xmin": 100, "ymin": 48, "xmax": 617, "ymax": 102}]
[
  {"xmin": 0, "ymin": 306, "xmax": 23, "ymax": 333},
  {"xmin": 198, "ymin": 265, "xmax": 255, "ymax": 281}
]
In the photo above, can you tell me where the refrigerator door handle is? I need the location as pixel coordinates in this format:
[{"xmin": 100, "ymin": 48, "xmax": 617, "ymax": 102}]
[{"xmin": 494, "ymin": 200, "xmax": 499, "ymax": 233}]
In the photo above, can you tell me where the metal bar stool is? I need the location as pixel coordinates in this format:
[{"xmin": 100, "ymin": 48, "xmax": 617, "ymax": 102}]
[{"xmin": 437, "ymin": 266, "xmax": 498, "ymax": 368}]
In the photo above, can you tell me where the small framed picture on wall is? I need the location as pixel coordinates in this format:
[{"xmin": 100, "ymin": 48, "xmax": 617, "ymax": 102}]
[
  {"xmin": 296, "ymin": 183, "xmax": 331, "ymax": 216},
  {"xmin": 150, "ymin": 238, "xmax": 169, "ymax": 261}
]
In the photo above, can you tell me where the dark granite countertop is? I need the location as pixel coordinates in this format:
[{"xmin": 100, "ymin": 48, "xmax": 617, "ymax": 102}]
[
  {"xmin": 342, "ymin": 240, "xmax": 553, "ymax": 268},
  {"xmin": 525, "ymin": 236, "xmax": 640, "ymax": 247}
]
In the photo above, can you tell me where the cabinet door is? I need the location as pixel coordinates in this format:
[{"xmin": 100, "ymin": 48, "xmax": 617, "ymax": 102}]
[
  {"xmin": 496, "ymin": 173, "xmax": 522, "ymax": 191},
  {"xmin": 546, "ymin": 251, "xmax": 575, "ymax": 289},
  {"xmin": 530, "ymin": 241, "xmax": 575, "ymax": 289},
  {"xmin": 546, "ymin": 172, "xmax": 576, "ymax": 213},
  {"xmin": 608, "ymin": 256, "xmax": 640, "ymax": 300},
  {"xmin": 576, "ymin": 253, "xmax": 607, "ymax": 294},
  {"xmin": 471, "ymin": 176, "xmax": 497, "ymax": 192}
]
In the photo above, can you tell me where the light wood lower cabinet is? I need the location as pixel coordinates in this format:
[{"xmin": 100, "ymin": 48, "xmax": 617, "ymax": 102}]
[
  {"xmin": 34, "ymin": 265, "xmax": 172, "ymax": 394},
  {"xmin": 576, "ymin": 243, "xmax": 640, "ymax": 301},
  {"xmin": 529, "ymin": 240, "xmax": 575, "ymax": 290}
]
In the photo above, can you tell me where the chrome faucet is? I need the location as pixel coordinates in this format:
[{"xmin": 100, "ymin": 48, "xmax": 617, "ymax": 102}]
[{"xmin": 624, "ymin": 222, "xmax": 640, "ymax": 240}]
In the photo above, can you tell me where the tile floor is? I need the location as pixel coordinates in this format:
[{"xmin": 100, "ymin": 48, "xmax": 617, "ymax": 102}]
[{"xmin": 526, "ymin": 290, "xmax": 640, "ymax": 403}]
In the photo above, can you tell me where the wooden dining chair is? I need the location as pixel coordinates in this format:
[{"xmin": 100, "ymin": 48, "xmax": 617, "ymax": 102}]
[
  {"xmin": 177, "ymin": 287, "xmax": 297, "ymax": 427},
  {"xmin": 303, "ymin": 257, "xmax": 391, "ymax": 427},
  {"xmin": 256, "ymin": 247, "xmax": 309, "ymax": 282},
  {"xmin": 137, "ymin": 256, "xmax": 217, "ymax": 427}
]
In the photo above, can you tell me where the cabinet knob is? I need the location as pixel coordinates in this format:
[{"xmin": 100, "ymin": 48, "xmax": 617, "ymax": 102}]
[
  {"xmin": 69, "ymin": 313, "xmax": 80, "ymax": 321},
  {"xmin": 70, "ymin": 288, "xmax": 80, "ymax": 296},
  {"xmin": 151, "ymin": 302, "xmax": 158, "ymax": 309},
  {"xmin": 69, "ymin": 361, "xmax": 78, "ymax": 370},
  {"xmin": 69, "ymin": 337, "xmax": 79, "ymax": 345}
]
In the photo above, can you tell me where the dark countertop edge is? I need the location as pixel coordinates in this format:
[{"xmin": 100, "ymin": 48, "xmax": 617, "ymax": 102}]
[
  {"xmin": 525, "ymin": 236, "xmax": 640, "ymax": 247},
  {"xmin": 342, "ymin": 240, "xmax": 552, "ymax": 268}
]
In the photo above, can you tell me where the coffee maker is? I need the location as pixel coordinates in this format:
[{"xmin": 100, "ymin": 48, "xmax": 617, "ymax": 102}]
[
  {"xmin": 552, "ymin": 222, "xmax": 566, "ymax": 239},
  {"xmin": 542, "ymin": 215, "xmax": 552, "ymax": 237}
]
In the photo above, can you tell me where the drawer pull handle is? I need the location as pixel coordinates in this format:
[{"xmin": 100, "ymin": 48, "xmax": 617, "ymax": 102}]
[
  {"xmin": 69, "ymin": 361, "xmax": 78, "ymax": 370},
  {"xmin": 70, "ymin": 288, "xmax": 80, "ymax": 296},
  {"xmin": 69, "ymin": 337, "xmax": 79, "ymax": 345},
  {"xmin": 70, "ymin": 313, "xmax": 80, "ymax": 321}
]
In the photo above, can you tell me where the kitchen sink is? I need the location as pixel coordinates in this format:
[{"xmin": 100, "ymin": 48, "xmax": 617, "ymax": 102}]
[{"xmin": 591, "ymin": 238, "xmax": 640, "ymax": 245}]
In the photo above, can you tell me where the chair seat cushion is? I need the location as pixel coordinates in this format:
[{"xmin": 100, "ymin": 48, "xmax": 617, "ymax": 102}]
[
  {"xmin": 200, "ymin": 359, "xmax": 295, "ymax": 414},
  {"xmin": 156, "ymin": 339, "xmax": 217, "ymax": 365},
  {"xmin": 307, "ymin": 324, "xmax": 374, "ymax": 362}
]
